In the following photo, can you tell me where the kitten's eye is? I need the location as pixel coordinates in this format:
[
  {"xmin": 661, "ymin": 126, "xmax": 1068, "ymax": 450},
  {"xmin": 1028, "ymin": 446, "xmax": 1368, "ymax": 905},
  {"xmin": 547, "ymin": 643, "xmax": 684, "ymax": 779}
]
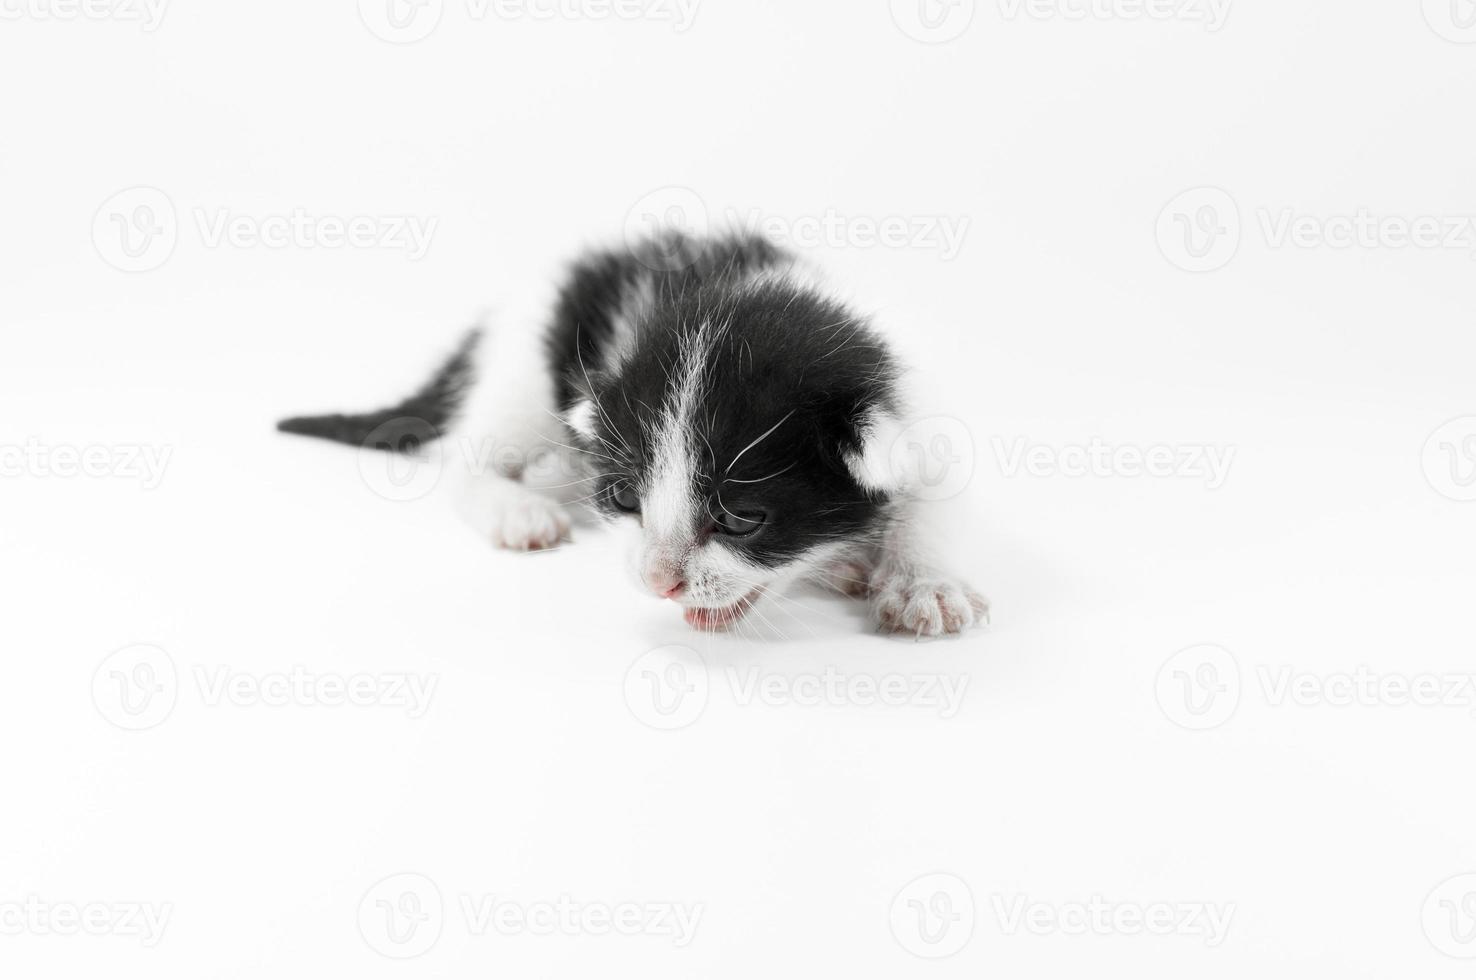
[
  {"xmin": 713, "ymin": 509, "xmax": 767, "ymax": 536},
  {"xmin": 610, "ymin": 483, "xmax": 641, "ymax": 514}
]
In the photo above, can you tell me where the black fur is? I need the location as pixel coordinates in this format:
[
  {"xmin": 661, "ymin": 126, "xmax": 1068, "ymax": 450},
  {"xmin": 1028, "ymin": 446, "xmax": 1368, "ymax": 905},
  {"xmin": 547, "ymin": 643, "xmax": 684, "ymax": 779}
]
[
  {"xmin": 545, "ymin": 232, "xmax": 786, "ymax": 409},
  {"xmin": 560, "ymin": 233, "xmax": 903, "ymax": 567},
  {"xmin": 276, "ymin": 329, "xmax": 480, "ymax": 451}
]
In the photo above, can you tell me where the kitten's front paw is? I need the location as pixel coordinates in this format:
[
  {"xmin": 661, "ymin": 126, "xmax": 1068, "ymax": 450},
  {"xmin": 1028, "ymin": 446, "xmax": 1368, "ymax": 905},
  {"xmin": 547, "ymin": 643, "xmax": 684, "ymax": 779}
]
[
  {"xmin": 490, "ymin": 494, "xmax": 571, "ymax": 551},
  {"xmin": 870, "ymin": 574, "xmax": 989, "ymax": 638}
]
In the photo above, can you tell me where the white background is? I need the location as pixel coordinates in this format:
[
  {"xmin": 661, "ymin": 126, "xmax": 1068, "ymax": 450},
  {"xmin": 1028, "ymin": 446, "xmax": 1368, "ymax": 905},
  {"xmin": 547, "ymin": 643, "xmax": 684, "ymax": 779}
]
[{"xmin": 4, "ymin": 0, "xmax": 1476, "ymax": 976}]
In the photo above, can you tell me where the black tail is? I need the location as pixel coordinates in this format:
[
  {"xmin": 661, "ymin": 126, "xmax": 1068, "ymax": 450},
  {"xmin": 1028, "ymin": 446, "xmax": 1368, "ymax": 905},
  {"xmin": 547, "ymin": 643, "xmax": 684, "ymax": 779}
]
[{"xmin": 276, "ymin": 329, "xmax": 481, "ymax": 452}]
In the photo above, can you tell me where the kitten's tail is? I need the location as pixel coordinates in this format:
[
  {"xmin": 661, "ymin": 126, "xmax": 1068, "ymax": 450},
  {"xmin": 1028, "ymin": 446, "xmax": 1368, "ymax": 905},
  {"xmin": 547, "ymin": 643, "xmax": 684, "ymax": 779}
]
[{"xmin": 276, "ymin": 329, "xmax": 481, "ymax": 452}]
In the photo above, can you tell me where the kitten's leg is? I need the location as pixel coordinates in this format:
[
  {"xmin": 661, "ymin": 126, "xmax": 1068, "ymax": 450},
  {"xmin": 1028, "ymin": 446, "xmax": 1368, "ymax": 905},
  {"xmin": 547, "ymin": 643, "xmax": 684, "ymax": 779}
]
[
  {"xmin": 455, "ymin": 468, "xmax": 571, "ymax": 551},
  {"xmin": 868, "ymin": 510, "xmax": 989, "ymax": 637},
  {"xmin": 445, "ymin": 305, "xmax": 577, "ymax": 551}
]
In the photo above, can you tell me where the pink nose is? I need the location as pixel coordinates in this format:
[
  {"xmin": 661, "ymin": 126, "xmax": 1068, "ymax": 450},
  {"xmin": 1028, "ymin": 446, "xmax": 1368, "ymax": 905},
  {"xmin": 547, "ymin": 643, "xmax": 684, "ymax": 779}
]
[{"xmin": 647, "ymin": 571, "xmax": 685, "ymax": 599}]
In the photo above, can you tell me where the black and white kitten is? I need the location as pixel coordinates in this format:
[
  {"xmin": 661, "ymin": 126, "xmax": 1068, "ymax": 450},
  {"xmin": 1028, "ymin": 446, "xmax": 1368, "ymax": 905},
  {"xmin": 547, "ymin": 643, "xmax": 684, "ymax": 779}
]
[{"xmin": 279, "ymin": 232, "xmax": 988, "ymax": 637}]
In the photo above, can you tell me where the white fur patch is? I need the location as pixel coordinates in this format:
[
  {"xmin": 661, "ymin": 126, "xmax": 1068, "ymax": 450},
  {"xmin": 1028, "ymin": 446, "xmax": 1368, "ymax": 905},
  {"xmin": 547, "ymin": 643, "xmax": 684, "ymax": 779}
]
[
  {"xmin": 641, "ymin": 323, "xmax": 708, "ymax": 546},
  {"xmin": 844, "ymin": 409, "xmax": 907, "ymax": 494},
  {"xmin": 565, "ymin": 398, "xmax": 598, "ymax": 440},
  {"xmin": 606, "ymin": 272, "xmax": 655, "ymax": 369}
]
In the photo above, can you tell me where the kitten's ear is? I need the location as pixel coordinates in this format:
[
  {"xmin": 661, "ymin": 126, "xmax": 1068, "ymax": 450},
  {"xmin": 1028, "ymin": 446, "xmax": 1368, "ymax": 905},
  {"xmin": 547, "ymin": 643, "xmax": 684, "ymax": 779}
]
[
  {"xmin": 565, "ymin": 398, "xmax": 599, "ymax": 441},
  {"xmin": 843, "ymin": 408, "xmax": 907, "ymax": 495}
]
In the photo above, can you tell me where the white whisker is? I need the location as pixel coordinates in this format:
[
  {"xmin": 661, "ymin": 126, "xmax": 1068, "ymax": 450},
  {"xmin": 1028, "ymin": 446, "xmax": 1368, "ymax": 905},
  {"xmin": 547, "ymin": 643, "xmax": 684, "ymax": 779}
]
[{"xmin": 725, "ymin": 409, "xmax": 796, "ymax": 475}]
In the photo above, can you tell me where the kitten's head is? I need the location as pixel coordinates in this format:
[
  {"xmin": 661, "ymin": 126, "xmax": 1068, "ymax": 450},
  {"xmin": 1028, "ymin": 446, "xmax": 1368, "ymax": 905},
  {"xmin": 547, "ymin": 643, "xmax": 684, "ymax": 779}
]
[{"xmin": 566, "ymin": 277, "xmax": 906, "ymax": 630}]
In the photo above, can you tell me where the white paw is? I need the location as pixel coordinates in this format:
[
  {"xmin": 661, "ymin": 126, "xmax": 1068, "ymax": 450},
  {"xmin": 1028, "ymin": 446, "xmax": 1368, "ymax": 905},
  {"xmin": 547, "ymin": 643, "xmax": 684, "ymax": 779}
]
[
  {"xmin": 871, "ymin": 574, "xmax": 989, "ymax": 638},
  {"xmin": 490, "ymin": 494, "xmax": 571, "ymax": 551}
]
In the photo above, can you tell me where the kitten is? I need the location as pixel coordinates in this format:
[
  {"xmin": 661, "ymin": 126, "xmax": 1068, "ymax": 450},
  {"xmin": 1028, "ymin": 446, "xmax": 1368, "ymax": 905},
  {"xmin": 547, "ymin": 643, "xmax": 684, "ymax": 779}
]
[{"xmin": 279, "ymin": 231, "xmax": 988, "ymax": 637}]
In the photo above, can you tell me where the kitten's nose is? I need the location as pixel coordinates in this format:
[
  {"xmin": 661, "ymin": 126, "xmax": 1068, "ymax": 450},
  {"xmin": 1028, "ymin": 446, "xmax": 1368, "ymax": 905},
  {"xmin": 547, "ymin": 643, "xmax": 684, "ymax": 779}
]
[{"xmin": 646, "ymin": 570, "xmax": 685, "ymax": 599}]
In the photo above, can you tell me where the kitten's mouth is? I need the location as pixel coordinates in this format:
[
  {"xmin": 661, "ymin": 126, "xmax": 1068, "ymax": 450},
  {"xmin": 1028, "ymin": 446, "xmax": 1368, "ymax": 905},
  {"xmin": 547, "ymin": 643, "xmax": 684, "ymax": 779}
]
[{"xmin": 682, "ymin": 590, "xmax": 760, "ymax": 630}]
